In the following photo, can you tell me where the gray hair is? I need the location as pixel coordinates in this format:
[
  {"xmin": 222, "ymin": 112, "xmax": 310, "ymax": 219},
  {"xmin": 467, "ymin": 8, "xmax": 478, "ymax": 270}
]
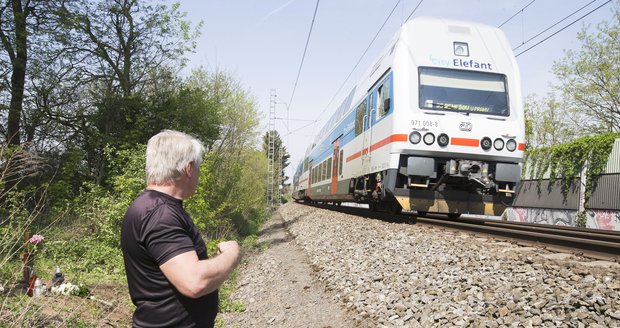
[{"xmin": 146, "ymin": 130, "xmax": 205, "ymax": 185}]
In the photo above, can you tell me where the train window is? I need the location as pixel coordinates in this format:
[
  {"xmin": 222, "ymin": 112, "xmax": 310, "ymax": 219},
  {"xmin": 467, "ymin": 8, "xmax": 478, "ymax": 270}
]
[
  {"xmin": 312, "ymin": 166, "xmax": 319, "ymax": 183},
  {"xmin": 316, "ymin": 165, "xmax": 319, "ymax": 182},
  {"xmin": 355, "ymin": 99, "xmax": 367, "ymax": 135},
  {"xmin": 316, "ymin": 163, "xmax": 320, "ymax": 182},
  {"xmin": 339, "ymin": 149, "xmax": 344, "ymax": 176},
  {"xmin": 327, "ymin": 158, "xmax": 332, "ymax": 180},
  {"xmin": 377, "ymin": 78, "xmax": 391, "ymax": 117},
  {"xmin": 313, "ymin": 166, "xmax": 319, "ymax": 183},
  {"xmin": 316, "ymin": 165, "xmax": 320, "ymax": 182},
  {"xmin": 323, "ymin": 161, "xmax": 328, "ymax": 180},
  {"xmin": 369, "ymin": 92, "xmax": 376, "ymax": 120},
  {"xmin": 419, "ymin": 67, "xmax": 509, "ymax": 116},
  {"xmin": 303, "ymin": 158, "xmax": 308, "ymax": 172}
]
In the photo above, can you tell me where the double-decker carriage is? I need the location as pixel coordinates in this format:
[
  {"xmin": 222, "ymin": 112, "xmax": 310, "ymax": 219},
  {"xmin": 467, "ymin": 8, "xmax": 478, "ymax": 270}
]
[{"xmin": 293, "ymin": 17, "xmax": 524, "ymax": 217}]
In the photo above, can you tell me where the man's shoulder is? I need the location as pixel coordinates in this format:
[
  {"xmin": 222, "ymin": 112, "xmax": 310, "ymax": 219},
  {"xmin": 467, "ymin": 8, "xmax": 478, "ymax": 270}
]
[
  {"xmin": 129, "ymin": 190, "xmax": 179, "ymax": 212},
  {"xmin": 125, "ymin": 191, "xmax": 184, "ymax": 225}
]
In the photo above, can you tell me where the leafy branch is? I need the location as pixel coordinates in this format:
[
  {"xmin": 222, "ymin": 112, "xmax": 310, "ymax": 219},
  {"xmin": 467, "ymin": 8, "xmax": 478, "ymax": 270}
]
[{"xmin": 525, "ymin": 132, "xmax": 619, "ymax": 205}]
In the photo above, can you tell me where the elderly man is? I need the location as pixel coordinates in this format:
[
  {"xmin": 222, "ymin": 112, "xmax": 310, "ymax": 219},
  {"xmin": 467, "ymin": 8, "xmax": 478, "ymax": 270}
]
[{"xmin": 121, "ymin": 130, "xmax": 241, "ymax": 327}]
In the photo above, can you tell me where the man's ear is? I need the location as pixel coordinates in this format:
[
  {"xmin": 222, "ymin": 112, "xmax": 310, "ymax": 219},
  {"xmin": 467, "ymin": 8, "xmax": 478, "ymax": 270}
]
[{"xmin": 185, "ymin": 162, "xmax": 194, "ymax": 177}]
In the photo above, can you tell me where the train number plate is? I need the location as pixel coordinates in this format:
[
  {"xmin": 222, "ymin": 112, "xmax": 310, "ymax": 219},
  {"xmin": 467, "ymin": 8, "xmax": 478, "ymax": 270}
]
[{"xmin": 411, "ymin": 120, "xmax": 438, "ymax": 128}]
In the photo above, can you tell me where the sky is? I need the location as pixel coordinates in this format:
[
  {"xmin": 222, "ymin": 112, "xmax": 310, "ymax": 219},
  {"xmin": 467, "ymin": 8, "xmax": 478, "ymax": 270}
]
[{"xmin": 176, "ymin": 0, "xmax": 617, "ymax": 180}]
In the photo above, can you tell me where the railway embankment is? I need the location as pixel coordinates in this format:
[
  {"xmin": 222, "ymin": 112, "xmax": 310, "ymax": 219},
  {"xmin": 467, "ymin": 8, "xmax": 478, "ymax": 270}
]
[{"xmin": 226, "ymin": 202, "xmax": 620, "ymax": 327}]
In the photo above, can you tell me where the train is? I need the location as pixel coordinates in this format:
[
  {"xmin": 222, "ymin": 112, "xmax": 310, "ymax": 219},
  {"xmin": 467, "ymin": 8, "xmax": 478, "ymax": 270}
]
[{"xmin": 292, "ymin": 17, "xmax": 525, "ymax": 217}]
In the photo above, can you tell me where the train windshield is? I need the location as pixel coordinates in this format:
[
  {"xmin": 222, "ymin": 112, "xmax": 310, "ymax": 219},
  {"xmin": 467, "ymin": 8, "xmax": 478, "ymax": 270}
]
[{"xmin": 418, "ymin": 67, "xmax": 509, "ymax": 116}]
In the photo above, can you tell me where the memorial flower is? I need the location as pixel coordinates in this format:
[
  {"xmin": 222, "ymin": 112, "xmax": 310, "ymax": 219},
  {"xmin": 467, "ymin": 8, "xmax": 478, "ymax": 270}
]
[{"xmin": 26, "ymin": 234, "xmax": 45, "ymax": 255}]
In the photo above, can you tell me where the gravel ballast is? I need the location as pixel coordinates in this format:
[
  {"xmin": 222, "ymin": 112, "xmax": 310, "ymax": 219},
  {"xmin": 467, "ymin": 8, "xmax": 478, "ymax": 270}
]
[{"xmin": 271, "ymin": 203, "xmax": 620, "ymax": 327}]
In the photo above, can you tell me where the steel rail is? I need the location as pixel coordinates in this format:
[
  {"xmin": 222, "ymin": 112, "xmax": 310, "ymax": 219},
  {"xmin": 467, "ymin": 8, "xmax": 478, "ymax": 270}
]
[
  {"xmin": 301, "ymin": 202, "xmax": 620, "ymax": 261},
  {"xmin": 441, "ymin": 216, "xmax": 620, "ymax": 243},
  {"xmin": 414, "ymin": 216, "xmax": 620, "ymax": 261}
]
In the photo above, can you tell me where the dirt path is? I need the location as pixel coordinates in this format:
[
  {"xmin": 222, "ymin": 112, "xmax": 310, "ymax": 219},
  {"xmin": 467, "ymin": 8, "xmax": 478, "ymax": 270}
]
[{"xmin": 220, "ymin": 212, "xmax": 366, "ymax": 328}]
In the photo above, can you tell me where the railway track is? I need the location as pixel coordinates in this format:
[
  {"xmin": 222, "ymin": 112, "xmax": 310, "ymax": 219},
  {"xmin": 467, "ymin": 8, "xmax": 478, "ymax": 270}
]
[{"xmin": 303, "ymin": 202, "xmax": 620, "ymax": 262}]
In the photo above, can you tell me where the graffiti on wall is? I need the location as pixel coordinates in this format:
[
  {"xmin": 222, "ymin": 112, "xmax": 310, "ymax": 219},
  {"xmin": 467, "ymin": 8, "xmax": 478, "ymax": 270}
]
[
  {"xmin": 590, "ymin": 209, "xmax": 620, "ymax": 230},
  {"xmin": 503, "ymin": 207, "xmax": 620, "ymax": 231},
  {"xmin": 503, "ymin": 207, "xmax": 575, "ymax": 226}
]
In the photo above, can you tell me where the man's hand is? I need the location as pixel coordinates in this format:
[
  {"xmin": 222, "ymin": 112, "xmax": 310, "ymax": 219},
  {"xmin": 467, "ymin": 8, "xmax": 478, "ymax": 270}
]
[{"xmin": 217, "ymin": 240, "xmax": 241, "ymax": 266}]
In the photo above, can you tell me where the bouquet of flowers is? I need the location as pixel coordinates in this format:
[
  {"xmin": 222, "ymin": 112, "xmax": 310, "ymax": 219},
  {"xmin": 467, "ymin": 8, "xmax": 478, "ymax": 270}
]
[
  {"xmin": 23, "ymin": 234, "xmax": 45, "ymax": 296},
  {"xmin": 26, "ymin": 234, "xmax": 45, "ymax": 255}
]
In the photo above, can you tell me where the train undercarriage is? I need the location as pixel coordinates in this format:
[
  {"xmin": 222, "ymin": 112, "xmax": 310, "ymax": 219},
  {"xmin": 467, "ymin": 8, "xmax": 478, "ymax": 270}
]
[{"xmin": 295, "ymin": 154, "xmax": 520, "ymax": 217}]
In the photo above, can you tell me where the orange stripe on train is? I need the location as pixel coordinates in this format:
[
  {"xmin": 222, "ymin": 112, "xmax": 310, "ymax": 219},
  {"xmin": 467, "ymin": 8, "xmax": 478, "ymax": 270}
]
[
  {"xmin": 346, "ymin": 134, "xmax": 408, "ymax": 162},
  {"xmin": 451, "ymin": 137, "xmax": 479, "ymax": 147}
]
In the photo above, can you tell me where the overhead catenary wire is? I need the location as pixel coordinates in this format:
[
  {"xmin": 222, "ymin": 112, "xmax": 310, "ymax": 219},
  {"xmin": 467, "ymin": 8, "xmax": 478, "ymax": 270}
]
[
  {"xmin": 275, "ymin": 117, "xmax": 317, "ymax": 122},
  {"xmin": 515, "ymin": 0, "xmax": 612, "ymax": 57},
  {"xmin": 519, "ymin": 2, "xmax": 600, "ymax": 52},
  {"xmin": 287, "ymin": 0, "xmax": 320, "ymax": 112},
  {"xmin": 512, "ymin": 0, "xmax": 599, "ymax": 51},
  {"xmin": 314, "ymin": 0, "xmax": 425, "ymax": 133},
  {"xmin": 498, "ymin": 0, "xmax": 536, "ymax": 28},
  {"xmin": 282, "ymin": 0, "xmax": 318, "ymax": 178},
  {"xmin": 405, "ymin": 0, "xmax": 425, "ymax": 22},
  {"xmin": 287, "ymin": 120, "xmax": 319, "ymax": 136}
]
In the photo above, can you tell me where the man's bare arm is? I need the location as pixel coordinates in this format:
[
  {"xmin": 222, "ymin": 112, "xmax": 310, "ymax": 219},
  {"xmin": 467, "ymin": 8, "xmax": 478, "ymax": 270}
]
[{"xmin": 160, "ymin": 241, "xmax": 241, "ymax": 298}]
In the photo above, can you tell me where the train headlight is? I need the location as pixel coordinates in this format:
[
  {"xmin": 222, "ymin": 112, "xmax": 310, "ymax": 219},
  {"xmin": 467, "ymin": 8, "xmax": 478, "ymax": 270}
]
[
  {"xmin": 423, "ymin": 133, "xmax": 435, "ymax": 145},
  {"xmin": 506, "ymin": 139, "xmax": 517, "ymax": 152},
  {"xmin": 454, "ymin": 42, "xmax": 469, "ymax": 57},
  {"xmin": 493, "ymin": 138, "xmax": 505, "ymax": 151},
  {"xmin": 409, "ymin": 131, "xmax": 421, "ymax": 144},
  {"xmin": 437, "ymin": 133, "xmax": 449, "ymax": 147},
  {"xmin": 481, "ymin": 137, "xmax": 492, "ymax": 150}
]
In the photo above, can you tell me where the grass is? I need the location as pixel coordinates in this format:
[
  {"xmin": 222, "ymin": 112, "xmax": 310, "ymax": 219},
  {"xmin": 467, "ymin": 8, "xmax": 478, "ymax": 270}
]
[
  {"xmin": 217, "ymin": 233, "xmax": 267, "ymax": 314},
  {"xmin": 218, "ymin": 268, "xmax": 245, "ymax": 313},
  {"xmin": 1, "ymin": 231, "xmax": 272, "ymax": 327},
  {"xmin": 214, "ymin": 230, "xmax": 277, "ymax": 327},
  {"xmin": 1, "ymin": 205, "xmax": 269, "ymax": 328}
]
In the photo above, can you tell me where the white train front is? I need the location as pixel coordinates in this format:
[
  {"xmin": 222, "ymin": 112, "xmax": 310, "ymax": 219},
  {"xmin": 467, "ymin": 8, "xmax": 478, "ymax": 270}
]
[{"xmin": 293, "ymin": 17, "xmax": 525, "ymax": 217}]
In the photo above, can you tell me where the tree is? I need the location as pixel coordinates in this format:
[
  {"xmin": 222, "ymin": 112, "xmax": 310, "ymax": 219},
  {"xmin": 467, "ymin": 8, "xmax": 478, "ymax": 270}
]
[
  {"xmin": 0, "ymin": 0, "xmax": 62, "ymax": 147},
  {"xmin": 54, "ymin": 0, "xmax": 201, "ymax": 184},
  {"xmin": 184, "ymin": 69, "xmax": 267, "ymax": 234},
  {"xmin": 0, "ymin": 0, "xmax": 31, "ymax": 146},
  {"xmin": 0, "ymin": 0, "xmax": 207, "ymax": 194},
  {"xmin": 0, "ymin": 0, "xmax": 74, "ymax": 197},
  {"xmin": 552, "ymin": 3, "xmax": 620, "ymax": 133},
  {"xmin": 523, "ymin": 94, "xmax": 575, "ymax": 149},
  {"xmin": 262, "ymin": 129, "xmax": 291, "ymax": 189}
]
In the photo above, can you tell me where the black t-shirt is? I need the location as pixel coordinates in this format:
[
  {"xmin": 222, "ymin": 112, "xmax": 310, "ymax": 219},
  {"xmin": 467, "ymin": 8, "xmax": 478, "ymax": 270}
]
[{"xmin": 121, "ymin": 189, "xmax": 218, "ymax": 327}]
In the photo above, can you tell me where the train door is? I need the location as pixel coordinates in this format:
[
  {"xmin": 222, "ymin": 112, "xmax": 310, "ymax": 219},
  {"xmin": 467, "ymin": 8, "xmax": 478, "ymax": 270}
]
[
  {"xmin": 331, "ymin": 138, "xmax": 340, "ymax": 195},
  {"xmin": 361, "ymin": 93, "xmax": 373, "ymax": 174}
]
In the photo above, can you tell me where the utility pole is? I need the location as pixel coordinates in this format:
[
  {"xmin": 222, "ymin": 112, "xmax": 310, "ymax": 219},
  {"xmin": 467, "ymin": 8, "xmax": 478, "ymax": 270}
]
[
  {"xmin": 267, "ymin": 90, "xmax": 276, "ymax": 208},
  {"xmin": 278, "ymin": 146, "xmax": 283, "ymax": 205}
]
